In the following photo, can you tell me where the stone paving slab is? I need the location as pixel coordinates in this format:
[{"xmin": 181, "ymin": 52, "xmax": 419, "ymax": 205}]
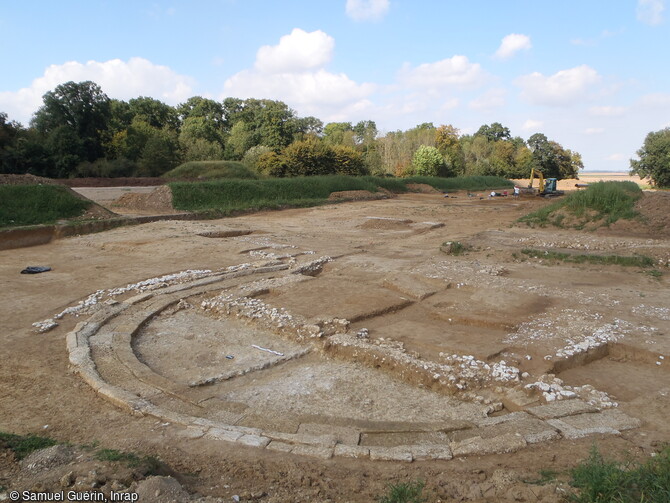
[
  {"xmin": 410, "ymin": 445, "xmax": 453, "ymax": 461},
  {"xmin": 361, "ymin": 431, "xmax": 450, "ymax": 447},
  {"xmin": 237, "ymin": 434, "xmax": 271, "ymax": 448},
  {"xmin": 291, "ymin": 444, "xmax": 334, "ymax": 460},
  {"xmin": 527, "ymin": 399, "xmax": 599, "ymax": 420},
  {"xmin": 334, "ymin": 444, "xmax": 370, "ymax": 459},
  {"xmin": 266, "ymin": 441, "xmax": 294, "ymax": 453},
  {"xmin": 206, "ymin": 428, "xmax": 244, "ymax": 443},
  {"xmin": 451, "ymin": 433, "xmax": 527, "ymax": 457},
  {"xmin": 265, "ymin": 431, "xmax": 337, "ymax": 448},
  {"xmin": 297, "ymin": 423, "xmax": 360, "ymax": 446},
  {"xmin": 547, "ymin": 409, "xmax": 641, "ymax": 439},
  {"xmin": 369, "ymin": 446, "xmax": 413, "ymax": 462}
]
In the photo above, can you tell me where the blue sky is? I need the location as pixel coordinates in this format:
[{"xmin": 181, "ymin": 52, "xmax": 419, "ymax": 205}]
[{"xmin": 1, "ymin": 0, "xmax": 668, "ymax": 171}]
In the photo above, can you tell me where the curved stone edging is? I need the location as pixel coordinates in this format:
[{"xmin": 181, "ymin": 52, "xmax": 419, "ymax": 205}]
[{"xmin": 66, "ymin": 264, "xmax": 643, "ymax": 462}]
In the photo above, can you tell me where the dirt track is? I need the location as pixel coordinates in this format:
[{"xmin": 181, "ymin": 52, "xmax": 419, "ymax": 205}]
[{"xmin": 1, "ymin": 191, "xmax": 669, "ymax": 502}]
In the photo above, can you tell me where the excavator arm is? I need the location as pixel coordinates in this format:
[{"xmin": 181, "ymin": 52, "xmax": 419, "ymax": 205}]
[{"xmin": 528, "ymin": 168, "xmax": 545, "ymax": 193}]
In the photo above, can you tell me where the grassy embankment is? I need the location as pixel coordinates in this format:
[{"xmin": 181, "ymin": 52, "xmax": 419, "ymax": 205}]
[
  {"xmin": 520, "ymin": 181, "xmax": 642, "ymax": 229},
  {"xmin": 163, "ymin": 160, "xmax": 258, "ymax": 180},
  {"xmin": 169, "ymin": 175, "xmax": 513, "ymax": 213},
  {"xmin": 0, "ymin": 185, "xmax": 91, "ymax": 228}
]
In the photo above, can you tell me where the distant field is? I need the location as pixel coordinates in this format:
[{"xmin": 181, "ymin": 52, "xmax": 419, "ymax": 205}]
[{"xmin": 513, "ymin": 172, "xmax": 647, "ymax": 191}]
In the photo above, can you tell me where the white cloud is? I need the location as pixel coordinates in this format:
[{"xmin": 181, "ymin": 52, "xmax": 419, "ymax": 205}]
[
  {"xmin": 588, "ymin": 105, "xmax": 626, "ymax": 116},
  {"xmin": 494, "ymin": 34, "xmax": 531, "ymax": 60},
  {"xmin": 637, "ymin": 0, "xmax": 665, "ymax": 25},
  {"xmin": 441, "ymin": 98, "xmax": 460, "ymax": 111},
  {"xmin": 607, "ymin": 153, "xmax": 626, "ymax": 161},
  {"xmin": 515, "ymin": 65, "xmax": 600, "ymax": 106},
  {"xmin": 398, "ymin": 55, "xmax": 487, "ymax": 89},
  {"xmin": 639, "ymin": 92, "xmax": 670, "ymax": 106},
  {"xmin": 0, "ymin": 57, "xmax": 194, "ymax": 125},
  {"xmin": 345, "ymin": 0, "xmax": 389, "ymax": 21},
  {"xmin": 255, "ymin": 28, "xmax": 334, "ymax": 73},
  {"xmin": 584, "ymin": 127, "xmax": 604, "ymax": 135},
  {"xmin": 469, "ymin": 88, "xmax": 506, "ymax": 110},
  {"xmin": 223, "ymin": 29, "xmax": 375, "ymax": 121},
  {"xmin": 521, "ymin": 119, "xmax": 543, "ymax": 131}
]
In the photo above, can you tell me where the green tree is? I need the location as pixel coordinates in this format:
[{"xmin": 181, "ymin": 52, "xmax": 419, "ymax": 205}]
[
  {"xmin": 31, "ymin": 81, "xmax": 111, "ymax": 166},
  {"xmin": 282, "ymin": 138, "xmax": 335, "ymax": 176},
  {"xmin": 412, "ymin": 145, "xmax": 445, "ymax": 176},
  {"xmin": 353, "ymin": 120, "xmax": 378, "ymax": 145},
  {"xmin": 332, "ymin": 144, "xmax": 367, "ymax": 175},
  {"xmin": 630, "ymin": 127, "xmax": 670, "ymax": 187},
  {"xmin": 242, "ymin": 145, "xmax": 273, "ymax": 172},
  {"xmin": 475, "ymin": 122, "xmax": 511, "ymax": 142},
  {"xmin": 323, "ymin": 122, "xmax": 354, "ymax": 145},
  {"xmin": 435, "ymin": 124, "xmax": 465, "ymax": 175},
  {"xmin": 128, "ymin": 97, "xmax": 179, "ymax": 130}
]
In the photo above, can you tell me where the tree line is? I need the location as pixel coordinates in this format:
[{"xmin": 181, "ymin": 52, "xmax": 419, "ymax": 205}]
[{"xmin": 0, "ymin": 80, "xmax": 584, "ymax": 180}]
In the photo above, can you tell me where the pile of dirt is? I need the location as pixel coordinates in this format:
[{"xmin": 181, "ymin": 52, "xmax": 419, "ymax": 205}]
[
  {"xmin": 111, "ymin": 185, "xmax": 176, "ymax": 213},
  {"xmin": 604, "ymin": 192, "xmax": 670, "ymax": 238},
  {"xmin": 406, "ymin": 183, "xmax": 441, "ymax": 194},
  {"xmin": 328, "ymin": 190, "xmax": 387, "ymax": 201},
  {"xmin": 0, "ymin": 174, "xmax": 62, "ymax": 186},
  {"xmin": 359, "ymin": 216, "xmax": 413, "ymax": 230}
]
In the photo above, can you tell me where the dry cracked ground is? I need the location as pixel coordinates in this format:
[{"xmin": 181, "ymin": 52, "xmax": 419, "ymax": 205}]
[{"xmin": 1, "ymin": 190, "xmax": 669, "ymax": 502}]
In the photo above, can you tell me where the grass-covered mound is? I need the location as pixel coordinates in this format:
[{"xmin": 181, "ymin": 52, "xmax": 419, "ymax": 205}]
[
  {"xmin": 170, "ymin": 175, "xmax": 383, "ymax": 212},
  {"xmin": 163, "ymin": 160, "xmax": 258, "ymax": 180},
  {"xmin": 520, "ymin": 181, "xmax": 642, "ymax": 229},
  {"xmin": 405, "ymin": 175, "xmax": 513, "ymax": 192},
  {"xmin": 169, "ymin": 175, "xmax": 515, "ymax": 213},
  {"xmin": 0, "ymin": 185, "xmax": 91, "ymax": 228}
]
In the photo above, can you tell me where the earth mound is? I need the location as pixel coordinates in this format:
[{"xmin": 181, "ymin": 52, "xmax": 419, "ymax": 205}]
[{"xmin": 111, "ymin": 185, "xmax": 177, "ymax": 214}]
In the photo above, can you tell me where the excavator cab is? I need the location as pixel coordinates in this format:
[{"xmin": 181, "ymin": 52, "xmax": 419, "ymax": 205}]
[
  {"xmin": 544, "ymin": 178, "xmax": 558, "ymax": 193},
  {"xmin": 528, "ymin": 168, "xmax": 563, "ymax": 197}
]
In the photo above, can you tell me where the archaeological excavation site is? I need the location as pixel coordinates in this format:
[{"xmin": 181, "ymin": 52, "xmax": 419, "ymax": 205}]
[{"xmin": 2, "ymin": 185, "xmax": 669, "ymax": 502}]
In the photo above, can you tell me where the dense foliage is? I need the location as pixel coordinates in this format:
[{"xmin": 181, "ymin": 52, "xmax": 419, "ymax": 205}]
[
  {"xmin": 630, "ymin": 127, "xmax": 670, "ymax": 187},
  {"xmin": 1, "ymin": 82, "xmax": 583, "ymax": 180}
]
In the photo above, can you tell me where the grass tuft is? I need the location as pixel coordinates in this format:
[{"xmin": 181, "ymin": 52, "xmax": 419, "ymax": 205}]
[
  {"xmin": 95, "ymin": 448, "xmax": 162, "ymax": 474},
  {"xmin": 569, "ymin": 445, "xmax": 670, "ymax": 503},
  {"xmin": 0, "ymin": 185, "xmax": 91, "ymax": 228},
  {"xmin": 378, "ymin": 480, "xmax": 427, "ymax": 503},
  {"xmin": 521, "ymin": 249, "xmax": 654, "ymax": 268},
  {"xmin": 520, "ymin": 181, "xmax": 642, "ymax": 228},
  {"xmin": 0, "ymin": 431, "xmax": 58, "ymax": 460}
]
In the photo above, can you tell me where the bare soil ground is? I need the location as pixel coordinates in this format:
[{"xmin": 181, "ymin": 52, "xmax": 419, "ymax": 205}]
[{"xmin": 1, "ymin": 189, "xmax": 669, "ymax": 502}]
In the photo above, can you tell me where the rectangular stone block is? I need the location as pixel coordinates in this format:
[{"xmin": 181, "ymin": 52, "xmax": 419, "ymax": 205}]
[
  {"xmin": 237, "ymin": 434, "xmax": 271, "ymax": 448},
  {"xmin": 266, "ymin": 441, "xmax": 294, "ymax": 453},
  {"xmin": 291, "ymin": 444, "xmax": 334, "ymax": 460},
  {"xmin": 334, "ymin": 444, "xmax": 370, "ymax": 459},
  {"xmin": 126, "ymin": 292, "xmax": 154, "ymax": 305},
  {"xmin": 410, "ymin": 445, "xmax": 453, "ymax": 461},
  {"xmin": 298, "ymin": 423, "xmax": 360, "ymax": 446},
  {"xmin": 527, "ymin": 399, "xmax": 598, "ymax": 420},
  {"xmin": 369, "ymin": 446, "xmax": 413, "ymax": 462},
  {"xmin": 451, "ymin": 433, "xmax": 526, "ymax": 457},
  {"xmin": 546, "ymin": 418, "xmax": 619, "ymax": 440},
  {"xmin": 361, "ymin": 431, "xmax": 449, "ymax": 447},
  {"xmin": 265, "ymin": 431, "xmax": 337, "ymax": 448},
  {"xmin": 547, "ymin": 409, "xmax": 641, "ymax": 440},
  {"xmin": 206, "ymin": 427, "xmax": 244, "ymax": 443}
]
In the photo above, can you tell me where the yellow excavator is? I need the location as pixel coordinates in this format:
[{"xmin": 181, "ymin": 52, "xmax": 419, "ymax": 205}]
[{"xmin": 527, "ymin": 168, "xmax": 564, "ymax": 197}]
